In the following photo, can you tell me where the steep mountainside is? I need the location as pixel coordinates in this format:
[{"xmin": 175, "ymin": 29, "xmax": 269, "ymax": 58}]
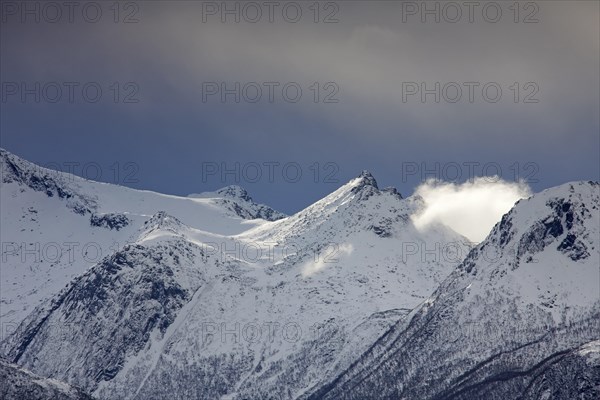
[
  {"xmin": 0, "ymin": 357, "xmax": 95, "ymax": 400},
  {"xmin": 3, "ymin": 148, "xmax": 597, "ymax": 400},
  {"xmin": 1, "ymin": 151, "xmax": 468, "ymax": 399},
  {"xmin": 308, "ymin": 181, "xmax": 600, "ymax": 400},
  {"xmin": 0, "ymin": 148, "xmax": 283, "ymax": 330}
]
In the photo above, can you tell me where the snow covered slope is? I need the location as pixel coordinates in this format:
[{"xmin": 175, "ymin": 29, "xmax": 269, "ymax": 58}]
[
  {"xmin": 0, "ymin": 148, "xmax": 283, "ymax": 331},
  {"xmin": 5, "ymin": 148, "xmax": 596, "ymax": 400},
  {"xmin": 309, "ymin": 181, "xmax": 600, "ymax": 400},
  {"xmin": 1, "ymin": 151, "xmax": 469, "ymax": 399}
]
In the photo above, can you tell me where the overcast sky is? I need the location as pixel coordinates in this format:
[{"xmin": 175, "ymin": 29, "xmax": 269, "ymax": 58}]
[{"xmin": 1, "ymin": 1, "xmax": 599, "ymax": 214}]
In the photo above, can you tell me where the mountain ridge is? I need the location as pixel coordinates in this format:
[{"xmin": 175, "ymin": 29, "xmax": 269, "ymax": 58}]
[
  {"xmin": 1, "ymin": 147, "xmax": 597, "ymax": 399},
  {"xmin": 1, "ymin": 149, "xmax": 468, "ymax": 399},
  {"xmin": 306, "ymin": 180, "xmax": 600, "ymax": 400}
]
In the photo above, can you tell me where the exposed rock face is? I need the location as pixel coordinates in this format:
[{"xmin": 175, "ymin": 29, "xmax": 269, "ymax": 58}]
[
  {"xmin": 90, "ymin": 213, "xmax": 130, "ymax": 230},
  {"xmin": 0, "ymin": 358, "xmax": 95, "ymax": 400},
  {"xmin": 2, "ymin": 238, "xmax": 205, "ymax": 392},
  {"xmin": 1, "ymin": 148, "xmax": 97, "ymax": 215}
]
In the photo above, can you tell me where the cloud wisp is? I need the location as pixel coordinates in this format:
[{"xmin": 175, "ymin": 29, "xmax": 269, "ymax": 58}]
[{"xmin": 412, "ymin": 178, "xmax": 532, "ymax": 243}]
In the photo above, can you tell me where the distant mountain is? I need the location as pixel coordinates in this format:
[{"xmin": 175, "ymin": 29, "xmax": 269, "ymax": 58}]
[
  {"xmin": 2, "ymin": 148, "xmax": 597, "ymax": 399},
  {"xmin": 0, "ymin": 148, "xmax": 284, "ymax": 330},
  {"xmin": 307, "ymin": 181, "xmax": 600, "ymax": 400},
  {"xmin": 1, "ymin": 149, "xmax": 467, "ymax": 399}
]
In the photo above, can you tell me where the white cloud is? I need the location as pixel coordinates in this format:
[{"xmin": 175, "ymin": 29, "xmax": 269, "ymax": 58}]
[{"xmin": 412, "ymin": 178, "xmax": 531, "ymax": 243}]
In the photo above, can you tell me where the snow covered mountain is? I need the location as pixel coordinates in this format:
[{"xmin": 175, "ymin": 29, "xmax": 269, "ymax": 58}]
[
  {"xmin": 1, "ymin": 149, "xmax": 468, "ymax": 399},
  {"xmin": 308, "ymin": 181, "xmax": 600, "ymax": 399},
  {"xmin": 0, "ymin": 148, "xmax": 283, "ymax": 332},
  {"xmin": 1, "ymin": 148, "xmax": 597, "ymax": 399}
]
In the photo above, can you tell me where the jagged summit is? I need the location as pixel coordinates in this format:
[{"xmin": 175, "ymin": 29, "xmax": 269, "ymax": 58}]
[
  {"xmin": 476, "ymin": 180, "xmax": 598, "ymax": 255},
  {"xmin": 0, "ymin": 147, "xmax": 97, "ymax": 215},
  {"xmin": 347, "ymin": 170, "xmax": 403, "ymax": 200},
  {"xmin": 1, "ymin": 146, "xmax": 58, "ymax": 186},
  {"xmin": 215, "ymin": 185, "xmax": 252, "ymax": 202},
  {"xmin": 353, "ymin": 170, "xmax": 378, "ymax": 190},
  {"xmin": 458, "ymin": 180, "xmax": 599, "ymax": 283},
  {"xmin": 0, "ymin": 147, "xmax": 17, "ymax": 167},
  {"xmin": 188, "ymin": 185, "xmax": 285, "ymax": 221},
  {"xmin": 189, "ymin": 184, "xmax": 253, "ymax": 202}
]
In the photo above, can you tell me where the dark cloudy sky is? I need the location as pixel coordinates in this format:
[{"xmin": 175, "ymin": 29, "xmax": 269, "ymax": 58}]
[{"xmin": 1, "ymin": 1, "xmax": 599, "ymax": 213}]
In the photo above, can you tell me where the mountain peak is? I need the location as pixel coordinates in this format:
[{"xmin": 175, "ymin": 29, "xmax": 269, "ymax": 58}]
[
  {"xmin": 349, "ymin": 170, "xmax": 379, "ymax": 198},
  {"xmin": 188, "ymin": 185, "xmax": 253, "ymax": 202},
  {"xmin": 460, "ymin": 179, "xmax": 599, "ymax": 276},
  {"xmin": 357, "ymin": 170, "xmax": 378, "ymax": 188},
  {"xmin": 188, "ymin": 185, "xmax": 285, "ymax": 221},
  {"xmin": 1, "ymin": 147, "xmax": 97, "ymax": 214},
  {"xmin": 215, "ymin": 185, "xmax": 252, "ymax": 202}
]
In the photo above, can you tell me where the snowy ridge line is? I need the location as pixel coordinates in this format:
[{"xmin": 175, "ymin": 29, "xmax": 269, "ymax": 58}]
[
  {"xmin": 2, "ymin": 147, "xmax": 598, "ymax": 399},
  {"xmin": 0, "ymin": 148, "xmax": 286, "ymax": 331},
  {"xmin": 306, "ymin": 181, "xmax": 600, "ymax": 400}
]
